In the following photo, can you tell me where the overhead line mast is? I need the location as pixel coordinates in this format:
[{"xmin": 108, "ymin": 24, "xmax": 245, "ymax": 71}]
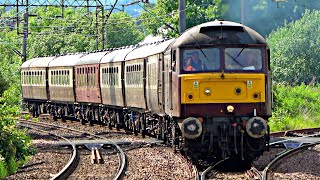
[{"xmin": 0, "ymin": 0, "xmax": 110, "ymax": 62}]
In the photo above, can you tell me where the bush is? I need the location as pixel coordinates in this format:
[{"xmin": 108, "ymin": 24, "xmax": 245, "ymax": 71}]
[
  {"xmin": 267, "ymin": 10, "xmax": 320, "ymax": 85},
  {"xmin": 0, "ymin": 85, "xmax": 33, "ymax": 178},
  {"xmin": 270, "ymin": 84, "xmax": 320, "ymax": 131}
]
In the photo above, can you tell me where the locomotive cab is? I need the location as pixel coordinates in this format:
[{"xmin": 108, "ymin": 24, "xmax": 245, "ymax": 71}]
[{"xmin": 169, "ymin": 20, "xmax": 272, "ymax": 164}]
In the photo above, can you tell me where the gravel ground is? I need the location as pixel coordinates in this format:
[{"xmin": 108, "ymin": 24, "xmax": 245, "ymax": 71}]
[
  {"xmin": 36, "ymin": 117, "xmax": 147, "ymax": 141},
  {"xmin": 204, "ymin": 147, "xmax": 287, "ymax": 179},
  {"xmin": 207, "ymin": 171, "xmax": 247, "ymax": 180},
  {"xmin": 272, "ymin": 144, "xmax": 320, "ymax": 179},
  {"xmin": 6, "ymin": 140, "xmax": 72, "ymax": 179},
  {"xmin": 68, "ymin": 147, "xmax": 119, "ymax": 179},
  {"xmin": 13, "ymin": 118, "xmax": 196, "ymax": 179},
  {"xmin": 252, "ymin": 147, "xmax": 287, "ymax": 170},
  {"xmin": 124, "ymin": 146, "xmax": 193, "ymax": 180}
]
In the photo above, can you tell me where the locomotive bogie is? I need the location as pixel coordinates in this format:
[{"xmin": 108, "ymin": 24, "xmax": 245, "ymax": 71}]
[{"xmin": 178, "ymin": 115, "xmax": 268, "ymax": 162}]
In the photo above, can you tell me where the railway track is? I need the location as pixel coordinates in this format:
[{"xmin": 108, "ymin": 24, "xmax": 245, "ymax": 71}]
[
  {"xmin": 270, "ymin": 127, "xmax": 320, "ymax": 137},
  {"xmin": 262, "ymin": 141, "xmax": 320, "ymax": 180},
  {"xmin": 18, "ymin": 119, "xmax": 127, "ymax": 180},
  {"xmin": 20, "ymin": 116, "xmax": 320, "ymax": 179},
  {"xmin": 18, "ymin": 121, "xmax": 78, "ymax": 179},
  {"xmin": 199, "ymin": 157, "xmax": 229, "ymax": 180}
]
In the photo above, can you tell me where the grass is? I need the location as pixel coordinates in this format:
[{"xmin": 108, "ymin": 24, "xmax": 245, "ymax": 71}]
[
  {"xmin": 0, "ymin": 162, "xmax": 6, "ymax": 179},
  {"xmin": 269, "ymin": 114, "xmax": 320, "ymax": 132},
  {"xmin": 269, "ymin": 84, "xmax": 320, "ymax": 132}
]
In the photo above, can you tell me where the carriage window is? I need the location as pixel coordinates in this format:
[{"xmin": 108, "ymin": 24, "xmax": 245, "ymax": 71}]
[
  {"xmin": 37, "ymin": 71, "xmax": 40, "ymax": 85},
  {"xmin": 225, "ymin": 48, "xmax": 262, "ymax": 71},
  {"xmin": 183, "ymin": 48, "xmax": 220, "ymax": 72},
  {"xmin": 64, "ymin": 70, "xmax": 67, "ymax": 85}
]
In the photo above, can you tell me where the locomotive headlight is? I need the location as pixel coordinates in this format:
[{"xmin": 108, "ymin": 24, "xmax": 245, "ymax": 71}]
[
  {"xmin": 181, "ymin": 117, "xmax": 202, "ymax": 139},
  {"xmin": 246, "ymin": 117, "xmax": 267, "ymax": 138},
  {"xmin": 227, "ymin": 105, "xmax": 234, "ymax": 113},
  {"xmin": 204, "ymin": 88, "xmax": 211, "ymax": 96}
]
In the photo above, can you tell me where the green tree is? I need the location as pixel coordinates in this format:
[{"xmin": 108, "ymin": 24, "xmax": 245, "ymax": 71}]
[
  {"xmin": 106, "ymin": 12, "xmax": 144, "ymax": 47},
  {"xmin": 221, "ymin": 0, "xmax": 320, "ymax": 37},
  {"xmin": 140, "ymin": 0, "xmax": 222, "ymax": 37},
  {"xmin": 267, "ymin": 10, "xmax": 320, "ymax": 85},
  {"xmin": 26, "ymin": 7, "xmax": 97, "ymax": 57}
]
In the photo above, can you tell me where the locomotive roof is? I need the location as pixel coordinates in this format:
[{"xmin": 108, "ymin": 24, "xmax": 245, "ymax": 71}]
[
  {"xmin": 22, "ymin": 56, "xmax": 56, "ymax": 68},
  {"xmin": 172, "ymin": 20, "xmax": 266, "ymax": 47},
  {"xmin": 49, "ymin": 54, "xmax": 84, "ymax": 67},
  {"xmin": 76, "ymin": 51, "xmax": 108, "ymax": 65}
]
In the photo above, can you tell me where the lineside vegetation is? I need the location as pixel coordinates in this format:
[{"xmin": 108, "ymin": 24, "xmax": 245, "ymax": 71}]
[
  {"xmin": 267, "ymin": 10, "xmax": 320, "ymax": 131},
  {"xmin": 1, "ymin": 2, "xmax": 320, "ymax": 177}
]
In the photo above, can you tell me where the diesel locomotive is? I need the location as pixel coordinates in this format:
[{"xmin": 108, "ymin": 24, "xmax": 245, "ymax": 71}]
[{"xmin": 21, "ymin": 20, "xmax": 272, "ymax": 165}]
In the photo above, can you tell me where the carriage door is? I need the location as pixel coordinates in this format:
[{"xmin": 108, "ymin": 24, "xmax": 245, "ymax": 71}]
[
  {"xmin": 164, "ymin": 50, "xmax": 173, "ymax": 115},
  {"xmin": 158, "ymin": 54, "xmax": 164, "ymax": 112}
]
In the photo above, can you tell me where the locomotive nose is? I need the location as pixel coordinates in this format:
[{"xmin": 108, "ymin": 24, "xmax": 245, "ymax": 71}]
[
  {"xmin": 181, "ymin": 117, "xmax": 202, "ymax": 139},
  {"xmin": 246, "ymin": 117, "xmax": 267, "ymax": 138}
]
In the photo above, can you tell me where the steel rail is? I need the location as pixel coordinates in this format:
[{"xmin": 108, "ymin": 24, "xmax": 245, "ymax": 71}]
[
  {"xmin": 270, "ymin": 127, "xmax": 320, "ymax": 137},
  {"xmin": 245, "ymin": 166, "xmax": 262, "ymax": 180},
  {"xmin": 200, "ymin": 157, "xmax": 229, "ymax": 180},
  {"xmin": 268, "ymin": 132, "xmax": 320, "ymax": 147},
  {"xmin": 18, "ymin": 123, "xmax": 78, "ymax": 180},
  {"xmin": 193, "ymin": 165, "xmax": 199, "ymax": 180},
  {"xmin": 19, "ymin": 119, "xmax": 127, "ymax": 180},
  {"xmin": 262, "ymin": 140, "xmax": 320, "ymax": 180}
]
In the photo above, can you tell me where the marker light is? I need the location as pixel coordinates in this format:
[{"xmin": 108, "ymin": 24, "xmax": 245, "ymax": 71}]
[{"xmin": 227, "ymin": 105, "xmax": 234, "ymax": 113}]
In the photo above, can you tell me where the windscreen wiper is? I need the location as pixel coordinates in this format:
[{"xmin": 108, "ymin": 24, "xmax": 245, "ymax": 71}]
[
  {"xmin": 225, "ymin": 52, "xmax": 244, "ymax": 67},
  {"xmin": 235, "ymin": 45, "xmax": 247, "ymax": 60}
]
